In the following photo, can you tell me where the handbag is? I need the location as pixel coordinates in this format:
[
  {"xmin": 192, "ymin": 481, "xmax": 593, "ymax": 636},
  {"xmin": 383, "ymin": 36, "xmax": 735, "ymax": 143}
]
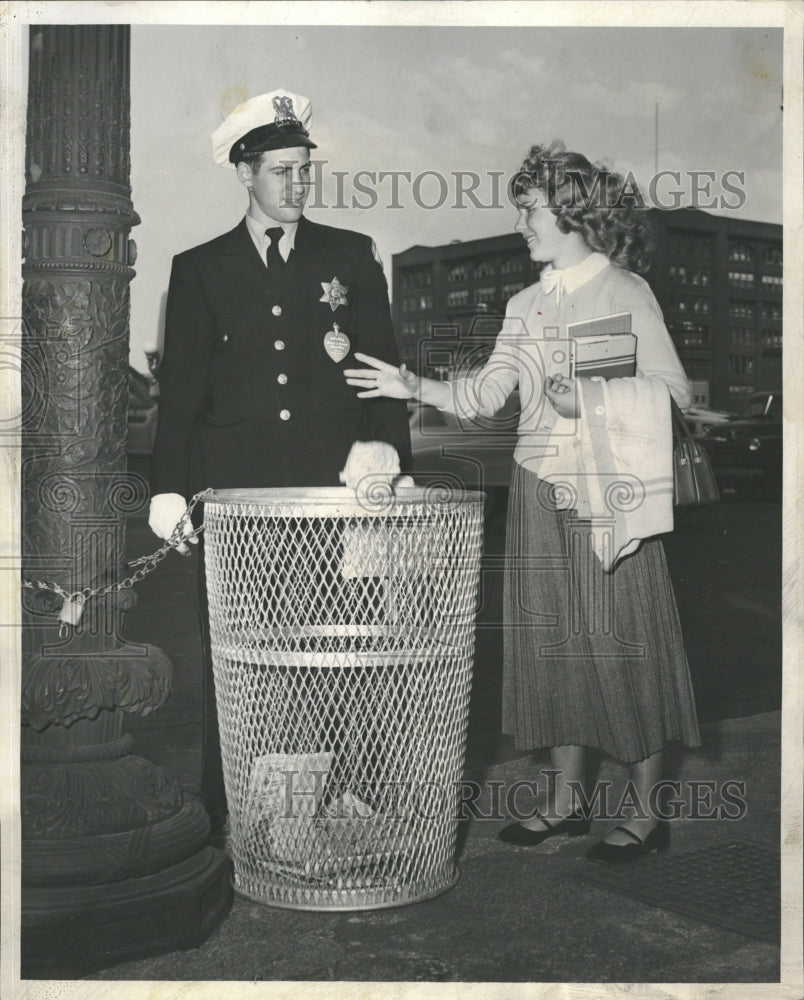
[{"xmin": 671, "ymin": 398, "xmax": 720, "ymax": 506}]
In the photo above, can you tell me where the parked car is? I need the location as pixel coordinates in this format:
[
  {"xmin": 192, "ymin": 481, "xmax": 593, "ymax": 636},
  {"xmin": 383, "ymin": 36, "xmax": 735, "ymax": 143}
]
[
  {"xmin": 699, "ymin": 390, "xmax": 782, "ymax": 498},
  {"xmin": 408, "ymin": 392, "xmax": 520, "ymax": 518},
  {"xmin": 683, "ymin": 404, "xmax": 735, "ymax": 437}
]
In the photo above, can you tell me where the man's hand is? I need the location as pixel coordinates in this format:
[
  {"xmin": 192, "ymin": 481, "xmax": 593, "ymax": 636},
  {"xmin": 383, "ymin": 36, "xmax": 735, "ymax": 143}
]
[
  {"xmin": 339, "ymin": 441, "xmax": 414, "ymax": 497},
  {"xmin": 148, "ymin": 492, "xmax": 197, "ymax": 556}
]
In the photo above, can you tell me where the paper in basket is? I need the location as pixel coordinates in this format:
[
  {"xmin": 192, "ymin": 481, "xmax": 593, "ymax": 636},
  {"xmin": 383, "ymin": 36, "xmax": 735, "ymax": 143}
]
[{"xmin": 245, "ymin": 751, "xmax": 334, "ymax": 864}]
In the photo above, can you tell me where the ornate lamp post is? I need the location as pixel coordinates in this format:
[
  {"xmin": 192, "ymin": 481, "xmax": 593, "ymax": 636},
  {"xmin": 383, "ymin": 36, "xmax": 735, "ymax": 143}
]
[{"xmin": 21, "ymin": 24, "xmax": 231, "ymax": 975}]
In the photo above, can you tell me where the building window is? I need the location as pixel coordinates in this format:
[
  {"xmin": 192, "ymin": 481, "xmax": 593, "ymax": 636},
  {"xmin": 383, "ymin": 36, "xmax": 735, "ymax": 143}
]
[
  {"xmin": 761, "ymin": 302, "xmax": 782, "ymax": 320},
  {"xmin": 447, "ymin": 290, "xmax": 469, "ymax": 307},
  {"xmin": 474, "ymin": 261, "xmax": 495, "ymax": 279},
  {"xmin": 668, "ymin": 234, "xmax": 711, "ymax": 259},
  {"xmin": 761, "ymin": 330, "xmax": 782, "ymax": 347},
  {"xmin": 760, "ymin": 274, "xmax": 783, "ymax": 291},
  {"xmin": 728, "ymin": 271, "xmax": 755, "ymax": 289},
  {"xmin": 501, "ymin": 257, "xmax": 524, "ymax": 274},
  {"xmin": 679, "ymin": 331, "xmax": 708, "ymax": 347},
  {"xmin": 762, "ymin": 246, "xmax": 783, "ymax": 266},
  {"xmin": 674, "ymin": 295, "xmax": 710, "ymax": 316},
  {"xmin": 730, "ymin": 328, "xmax": 755, "ymax": 346},
  {"xmin": 689, "ymin": 381, "xmax": 710, "ymax": 406},
  {"xmin": 729, "ymin": 243, "xmax": 755, "ymax": 263},
  {"xmin": 403, "ymin": 294, "xmax": 432, "ymax": 312},
  {"xmin": 728, "ymin": 355, "xmax": 755, "ymax": 375},
  {"xmin": 670, "ymin": 321, "xmax": 708, "ymax": 344},
  {"xmin": 729, "ymin": 300, "xmax": 755, "ymax": 319},
  {"xmin": 502, "ymin": 282, "xmax": 525, "ymax": 298},
  {"xmin": 729, "ymin": 384, "xmax": 755, "ymax": 398},
  {"xmin": 474, "ymin": 286, "xmax": 496, "ymax": 305},
  {"xmin": 669, "ymin": 265, "xmax": 688, "ymax": 284},
  {"xmin": 690, "ymin": 267, "xmax": 710, "ymax": 287},
  {"xmin": 447, "ymin": 264, "xmax": 468, "ymax": 283},
  {"xmin": 402, "ymin": 269, "xmax": 432, "ymax": 289}
]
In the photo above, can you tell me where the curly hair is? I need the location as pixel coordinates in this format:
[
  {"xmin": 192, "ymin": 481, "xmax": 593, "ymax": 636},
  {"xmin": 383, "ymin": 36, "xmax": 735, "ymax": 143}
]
[{"xmin": 511, "ymin": 140, "xmax": 654, "ymax": 274}]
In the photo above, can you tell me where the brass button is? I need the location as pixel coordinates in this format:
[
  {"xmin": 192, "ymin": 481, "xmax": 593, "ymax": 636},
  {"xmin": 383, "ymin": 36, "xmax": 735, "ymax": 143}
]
[
  {"xmin": 274, "ymin": 340, "xmax": 285, "ymax": 351},
  {"xmin": 272, "ymin": 305, "xmax": 282, "ymax": 317},
  {"xmin": 277, "ymin": 373, "xmax": 288, "ymax": 385},
  {"xmin": 279, "ymin": 409, "xmax": 291, "ymax": 421}
]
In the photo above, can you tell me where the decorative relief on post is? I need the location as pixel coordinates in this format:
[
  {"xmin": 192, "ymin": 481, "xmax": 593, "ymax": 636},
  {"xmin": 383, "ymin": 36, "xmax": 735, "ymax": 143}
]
[
  {"xmin": 22, "ymin": 276, "xmax": 132, "ymax": 576},
  {"xmin": 83, "ymin": 227, "xmax": 112, "ymax": 257},
  {"xmin": 22, "ymin": 644, "xmax": 173, "ymax": 730},
  {"xmin": 22, "ymin": 754, "xmax": 184, "ymax": 837}
]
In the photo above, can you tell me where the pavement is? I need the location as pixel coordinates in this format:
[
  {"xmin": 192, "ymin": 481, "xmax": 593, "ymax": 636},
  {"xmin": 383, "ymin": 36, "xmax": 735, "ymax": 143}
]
[
  {"xmin": 91, "ymin": 712, "xmax": 782, "ymax": 984},
  {"xmin": 81, "ymin": 483, "xmax": 786, "ymax": 984}
]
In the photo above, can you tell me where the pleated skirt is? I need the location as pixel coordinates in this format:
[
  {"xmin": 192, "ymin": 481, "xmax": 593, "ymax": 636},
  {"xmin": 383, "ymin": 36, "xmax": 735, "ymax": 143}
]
[{"xmin": 502, "ymin": 462, "xmax": 701, "ymax": 763}]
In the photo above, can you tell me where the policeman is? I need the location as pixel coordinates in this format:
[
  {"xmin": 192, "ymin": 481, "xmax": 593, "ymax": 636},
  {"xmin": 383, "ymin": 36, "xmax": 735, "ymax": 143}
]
[{"xmin": 148, "ymin": 89, "xmax": 412, "ymax": 831}]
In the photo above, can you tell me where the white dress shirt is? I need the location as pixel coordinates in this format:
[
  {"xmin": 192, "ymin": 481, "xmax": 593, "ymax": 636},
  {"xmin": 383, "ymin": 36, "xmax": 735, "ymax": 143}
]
[{"xmin": 245, "ymin": 214, "xmax": 298, "ymax": 265}]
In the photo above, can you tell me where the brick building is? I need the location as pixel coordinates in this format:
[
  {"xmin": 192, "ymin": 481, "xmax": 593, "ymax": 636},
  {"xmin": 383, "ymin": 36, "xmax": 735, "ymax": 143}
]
[{"xmin": 391, "ymin": 208, "xmax": 782, "ymax": 411}]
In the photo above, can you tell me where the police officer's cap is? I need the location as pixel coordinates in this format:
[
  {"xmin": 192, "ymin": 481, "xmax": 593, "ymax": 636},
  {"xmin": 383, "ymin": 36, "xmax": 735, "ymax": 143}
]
[{"xmin": 212, "ymin": 89, "xmax": 317, "ymax": 167}]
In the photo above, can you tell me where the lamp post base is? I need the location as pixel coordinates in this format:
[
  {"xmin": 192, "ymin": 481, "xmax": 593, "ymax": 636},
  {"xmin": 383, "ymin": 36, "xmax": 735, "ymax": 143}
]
[{"xmin": 22, "ymin": 845, "xmax": 233, "ymax": 978}]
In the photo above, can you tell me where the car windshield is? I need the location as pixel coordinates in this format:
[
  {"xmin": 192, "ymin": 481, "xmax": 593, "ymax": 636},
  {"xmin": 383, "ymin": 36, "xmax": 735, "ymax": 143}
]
[{"xmin": 741, "ymin": 394, "xmax": 782, "ymax": 420}]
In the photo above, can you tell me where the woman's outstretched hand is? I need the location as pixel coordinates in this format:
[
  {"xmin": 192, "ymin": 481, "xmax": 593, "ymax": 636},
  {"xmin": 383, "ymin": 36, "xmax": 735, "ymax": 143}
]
[{"xmin": 344, "ymin": 353, "xmax": 419, "ymax": 399}]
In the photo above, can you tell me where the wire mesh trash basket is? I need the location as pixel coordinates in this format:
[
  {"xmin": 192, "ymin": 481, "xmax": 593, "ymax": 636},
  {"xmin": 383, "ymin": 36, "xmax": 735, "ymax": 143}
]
[{"xmin": 204, "ymin": 486, "xmax": 485, "ymax": 910}]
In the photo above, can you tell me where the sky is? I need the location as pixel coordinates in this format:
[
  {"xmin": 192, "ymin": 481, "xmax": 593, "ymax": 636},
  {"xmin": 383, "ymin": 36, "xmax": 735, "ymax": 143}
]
[{"xmin": 125, "ymin": 23, "xmax": 783, "ymax": 371}]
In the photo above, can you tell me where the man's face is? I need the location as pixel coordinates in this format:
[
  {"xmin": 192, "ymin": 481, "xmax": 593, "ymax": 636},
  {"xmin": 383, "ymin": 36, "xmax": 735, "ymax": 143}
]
[{"xmin": 238, "ymin": 146, "xmax": 311, "ymax": 223}]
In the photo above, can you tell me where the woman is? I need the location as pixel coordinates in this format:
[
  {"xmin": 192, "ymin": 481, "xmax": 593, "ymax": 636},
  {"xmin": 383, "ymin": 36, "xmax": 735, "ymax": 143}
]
[{"xmin": 344, "ymin": 141, "xmax": 700, "ymax": 862}]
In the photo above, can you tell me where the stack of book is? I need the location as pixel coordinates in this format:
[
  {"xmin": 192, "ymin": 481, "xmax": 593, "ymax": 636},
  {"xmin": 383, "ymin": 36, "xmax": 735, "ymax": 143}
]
[{"xmin": 568, "ymin": 311, "xmax": 637, "ymax": 379}]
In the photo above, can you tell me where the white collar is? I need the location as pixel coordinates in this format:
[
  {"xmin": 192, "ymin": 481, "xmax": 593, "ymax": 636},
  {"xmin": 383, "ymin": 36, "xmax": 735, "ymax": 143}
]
[
  {"xmin": 540, "ymin": 252, "xmax": 609, "ymax": 303},
  {"xmin": 245, "ymin": 214, "xmax": 299, "ymax": 259}
]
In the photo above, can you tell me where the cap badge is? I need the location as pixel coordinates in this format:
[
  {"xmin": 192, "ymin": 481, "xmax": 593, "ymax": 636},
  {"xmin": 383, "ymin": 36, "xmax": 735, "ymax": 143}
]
[
  {"xmin": 273, "ymin": 95, "xmax": 299, "ymax": 125},
  {"xmin": 323, "ymin": 323, "xmax": 351, "ymax": 363},
  {"xmin": 320, "ymin": 276, "xmax": 349, "ymax": 311}
]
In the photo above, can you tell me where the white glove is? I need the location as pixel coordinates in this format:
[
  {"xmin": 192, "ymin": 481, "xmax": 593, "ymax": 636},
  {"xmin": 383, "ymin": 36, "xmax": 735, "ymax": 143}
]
[
  {"xmin": 339, "ymin": 441, "xmax": 414, "ymax": 496},
  {"xmin": 148, "ymin": 492, "xmax": 197, "ymax": 556}
]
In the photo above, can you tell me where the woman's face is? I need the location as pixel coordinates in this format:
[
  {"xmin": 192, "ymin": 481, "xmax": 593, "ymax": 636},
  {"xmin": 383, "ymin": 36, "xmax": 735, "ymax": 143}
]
[{"xmin": 515, "ymin": 189, "xmax": 578, "ymax": 268}]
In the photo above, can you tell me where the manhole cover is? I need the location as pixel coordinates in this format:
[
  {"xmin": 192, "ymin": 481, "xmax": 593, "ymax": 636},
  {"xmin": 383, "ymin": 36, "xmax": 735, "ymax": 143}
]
[{"xmin": 575, "ymin": 836, "xmax": 779, "ymax": 943}]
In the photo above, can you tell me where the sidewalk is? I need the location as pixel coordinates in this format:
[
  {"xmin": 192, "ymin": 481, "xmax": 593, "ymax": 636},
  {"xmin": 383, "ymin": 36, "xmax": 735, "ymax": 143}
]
[
  {"xmin": 79, "ymin": 499, "xmax": 783, "ymax": 983},
  {"xmin": 90, "ymin": 711, "xmax": 781, "ymax": 983}
]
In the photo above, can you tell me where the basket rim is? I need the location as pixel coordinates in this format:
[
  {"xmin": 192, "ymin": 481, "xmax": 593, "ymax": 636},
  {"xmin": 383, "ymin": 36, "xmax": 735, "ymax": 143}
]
[{"xmin": 205, "ymin": 486, "xmax": 487, "ymax": 507}]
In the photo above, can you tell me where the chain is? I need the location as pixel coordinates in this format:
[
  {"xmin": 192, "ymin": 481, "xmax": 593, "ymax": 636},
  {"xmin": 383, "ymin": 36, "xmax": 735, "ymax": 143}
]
[{"xmin": 22, "ymin": 489, "xmax": 213, "ymax": 619}]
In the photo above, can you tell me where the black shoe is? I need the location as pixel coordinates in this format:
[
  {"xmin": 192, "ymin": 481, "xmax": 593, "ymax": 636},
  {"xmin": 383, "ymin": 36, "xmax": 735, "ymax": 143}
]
[
  {"xmin": 585, "ymin": 822, "xmax": 670, "ymax": 863},
  {"xmin": 498, "ymin": 810, "xmax": 591, "ymax": 846}
]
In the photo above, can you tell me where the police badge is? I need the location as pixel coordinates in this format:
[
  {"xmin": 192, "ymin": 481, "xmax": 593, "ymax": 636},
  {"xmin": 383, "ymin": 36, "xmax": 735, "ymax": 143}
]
[
  {"xmin": 320, "ymin": 277, "xmax": 349, "ymax": 311},
  {"xmin": 272, "ymin": 95, "xmax": 299, "ymax": 125}
]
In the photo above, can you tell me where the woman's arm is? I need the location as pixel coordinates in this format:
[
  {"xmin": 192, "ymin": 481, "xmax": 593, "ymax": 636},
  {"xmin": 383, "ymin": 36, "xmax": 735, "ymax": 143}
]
[
  {"xmin": 344, "ymin": 354, "xmax": 452, "ymax": 409},
  {"xmin": 630, "ymin": 276, "xmax": 692, "ymax": 409}
]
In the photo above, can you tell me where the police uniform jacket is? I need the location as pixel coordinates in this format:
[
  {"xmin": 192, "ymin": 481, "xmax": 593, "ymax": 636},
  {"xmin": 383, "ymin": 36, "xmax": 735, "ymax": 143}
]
[{"xmin": 151, "ymin": 215, "xmax": 412, "ymax": 498}]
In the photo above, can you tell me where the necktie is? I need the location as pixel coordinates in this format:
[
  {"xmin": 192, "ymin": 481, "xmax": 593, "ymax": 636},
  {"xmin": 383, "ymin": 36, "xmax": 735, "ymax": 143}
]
[{"xmin": 265, "ymin": 226, "xmax": 285, "ymax": 270}]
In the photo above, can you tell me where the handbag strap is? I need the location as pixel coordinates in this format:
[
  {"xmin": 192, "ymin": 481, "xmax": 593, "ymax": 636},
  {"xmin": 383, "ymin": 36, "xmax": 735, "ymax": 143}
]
[{"xmin": 670, "ymin": 397, "xmax": 694, "ymax": 446}]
